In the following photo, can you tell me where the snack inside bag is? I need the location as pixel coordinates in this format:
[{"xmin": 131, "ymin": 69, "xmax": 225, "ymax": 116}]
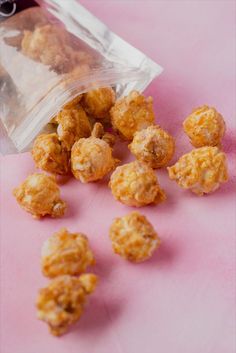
[{"xmin": 0, "ymin": 0, "xmax": 162, "ymax": 154}]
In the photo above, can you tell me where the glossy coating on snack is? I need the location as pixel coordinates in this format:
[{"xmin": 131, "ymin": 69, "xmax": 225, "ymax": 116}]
[
  {"xmin": 109, "ymin": 211, "xmax": 160, "ymax": 262},
  {"xmin": 167, "ymin": 146, "xmax": 228, "ymax": 195},
  {"xmin": 129, "ymin": 125, "xmax": 175, "ymax": 168},
  {"xmin": 32, "ymin": 133, "xmax": 69, "ymax": 175},
  {"xmin": 41, "ymin": 228, "xmax": 95, "ymax": 278},
  {"xmin": 36, "ymin": 274, "xmax": 98, "ymax": 336},
  {"xmin": 109, "ymin": 160, "xmax": 166, "ymax": 206},
  {"xmin": 81, "ymin": 87, "xmax": 116, "ymax": 119},
  {"xmin": 110, "ymin": 90, "xmax": 155, "ymax": 140},
  {"xmin": 13, "ymin": 173, "xmax": 66, "ymax": 218},
  {"xmin": 183, "ymin": 105, "xmax": 226, "ymax": 147},
  {"xmin": 56, "ymin": 106, "xmax": 92, "ymax": 151}
]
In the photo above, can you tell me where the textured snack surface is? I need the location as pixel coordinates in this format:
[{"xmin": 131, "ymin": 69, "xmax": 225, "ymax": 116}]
[
  {"xmin": 183, "ymin": 105, "xmax": 226, "ymax": 147},
  {"xmin": 81, "ymin": 87, "xmax": 116, "ymax": 119},
  {"xmin": 110, "ymin": 90, "xmax": 155, "ymax": 140},
  {"xmin": 109, "ymin": 160, "xmax": 166, "ymax": 206},
  {"xmin": 21, "ymin": 24, "xmax": 93, "ymax": 73},
  {"xmin": 36, "ymin": 274, "xmax": 97, "ymax": 336},
  {"xmin": 71, "ymin": 136, "xmax": 119, "ymax": 183},
  {"xmin": 41, "ymin": 228, "xmax": 95, "ymax": 278},
  {"xmin": 167, "ymin": 146, "xmax": 228, "ymax": 195},
  {"xmin": 13, "ymin": 173, "xmax": 66, "ymax": 218},
  {"xmin": 32, "ymin": 133, "xmax": 69, "ymax": 175},
  {"xmin": 129, "ymin": 125, "xmax": 175, "ymax": 168},
  {"xmin": 56, "ymin": 106, "xmax": 92, "ymax": 151},
  {"xmin": 109, "ymin": 211, "xmax": 160, "ymax": 262}
]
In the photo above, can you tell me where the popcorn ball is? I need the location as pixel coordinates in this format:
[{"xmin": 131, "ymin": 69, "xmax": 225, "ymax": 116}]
[
  {"xmin": 183, "ymin": 105, "xmax": 226, "ymax": 147},
  {"xmin": 81, "ymin": 87, "xmax": 116, "ymax": 119},
  {"xmin": 56, "ymin": 106, "xmax": 92, "ymax": 150},
  {"xmin": 13, "ymin": 173, "xmax": 66, "ymax": 218},
  {"xmin": 110, "ymin": 90, "xmax": 155, "ymax": 140},
  {"xmin": 129, "ymin": 125, "xmax": 175, "ymax": 168},
  {"xmin": 167, "ymin": 147, "xmax": 228, "ymax": 195},
  {"xmin": 21, "ymin": 24, "xmax": 92, "ymax": 73},
  {"xmin": 32, "ymin": 133, "xmax": 69, "ymax": 175},
  {"xmin": 71, "ymin": 124, "xmax": 119, "ymax": 183},
  {"xmin": 36, "ymin": 274, "xmax": 98, "ymax": 336},
  {"xmin": 109, "ymin": 211, "xmax": 160, "ymax": 262},
  {"xmin": 109, "ymin": 160, "xmax": 166, "ymax": 207},
  {"xmin": 41, "ymin": 228, "xmax": 95, "ymax": 278}
]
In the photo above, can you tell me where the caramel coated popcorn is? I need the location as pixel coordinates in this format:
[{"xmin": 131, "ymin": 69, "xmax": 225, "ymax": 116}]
[
  {"xmin": 21, "ymin": 24, "xmax": 92, "ymax": 73},
  {"xmin": 110, "ymin": 90, "xmax": 155, "ymax": 140},
  {"xmin": 129, "ymin": 125, "xmax": 175, "ymax": 168},
  {"xmin": 63, "ymin": 95, "xmax": 82, "ymax": 110},
  {"xmin": 81, "ymin": 87, "xmax": 116, "ymax": 119},
  {"xmin": 183, "ymin": 105, "xmax": 226, "ymax": 147},
  {"xmin": 109, "ymin": 160, "xmax": 166, "ymax": 207},
  {"xmin": 13, "ymin": 173, "xmax": 66, "ymax": 218},
  {"xmin": 109, "ymin": 211, "xmax": 160, "ymax": 262},
  {"xmin": 56, "ymin": 106, "xmax": 92, "ymax": 150},
  {"xmin": 167, "ymin": 147, "xmax": 228, "ymax": 195},
  {"xmin": 32, "ymin": 133, "xmax": 69, "ymax": 175},
  {"xmin": 41, "ymin": 228, "xmax": 95, "ymax": 278},
  {"xmin": 36, "ymin": 274, "xmax": 98, "ymax": 336},
  {"xmin": 71, "ymin": 124, "xmax": 119, "ymax": 183}
]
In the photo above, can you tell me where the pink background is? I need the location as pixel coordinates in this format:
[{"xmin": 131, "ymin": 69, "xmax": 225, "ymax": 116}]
[{"xmin": 1, "ymin": 1, "xmax": 236, "ymax": 353}]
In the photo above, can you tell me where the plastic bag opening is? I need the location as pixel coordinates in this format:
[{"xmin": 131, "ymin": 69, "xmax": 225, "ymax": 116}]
[{"xmin": 0, "ymin": 1, "xmax": 163, "ymax": 154}]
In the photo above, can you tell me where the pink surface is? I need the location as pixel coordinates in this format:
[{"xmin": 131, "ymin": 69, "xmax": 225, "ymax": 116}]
[{"xmin": 1, "ymin": 1, "xmax": 236, "ymax": 353}]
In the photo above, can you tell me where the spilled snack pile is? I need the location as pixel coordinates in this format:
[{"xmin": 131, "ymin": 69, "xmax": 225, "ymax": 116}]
[
  {"xmin": 12, "ymin": 83, "xmax": 229, "ymax": 336},
  {"xmin": 3, "ymin": 2, "xmax": 230, "ymax": 340}
]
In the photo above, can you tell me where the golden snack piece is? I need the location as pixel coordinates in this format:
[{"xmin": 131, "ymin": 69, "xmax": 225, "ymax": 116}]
[
  {"xmin": 109, "ymin": 160, "xmax": 166, "ymax": 207},
  {"xmin": 110, "ymin": 90, "xmax": 155, "ymax": 140},
  {"xmin": 129, "ymin": 125, "xmax": 175, "ymax": 168},
  {"xmin": 167, "ymin": 147, "xmax": 228, "ymax": 195},
  {"xmin": 56, "ymin": 106, "xmax": 92, "ymax": 151},
  {"xmin": 36, "ymin": 274, "xmax": 98, "ymax": 336},
  {"xmin": 81, "ymin": 87, "xmax": 116, "ymax": 119},
  {"xmin": 32, "ymin": 133, "xmax": 69, "ymax": 175},
  {"xmin": 183, "ymin": 105, "xmax": 226, "ymax": 147},
  {"xmin": 63, "ymin": 95, "xmax": 83, "ymax": 110},
  {"xmin": 21, "ymin": 24, "xmax": 92, "ymax": 73},
  {"xmin": 109, "ymin": 211, "xmax": 160, "ymax": 262},
  {"xmin": 41, "ymin": 228, "xmax": 95, "ymax": 278},
  {"xmin": 71, "ymin": 124, "xmax": 119, "ymax": 183},
  {"xmin": 13, "ymin": 173, "xmax": 66, "ymax": 218}
]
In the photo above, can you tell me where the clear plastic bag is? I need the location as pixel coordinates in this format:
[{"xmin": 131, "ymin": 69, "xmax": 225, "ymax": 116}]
[{"xmin": 0, "ymin": 0, "xmax": 163, "ymax": 154}]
